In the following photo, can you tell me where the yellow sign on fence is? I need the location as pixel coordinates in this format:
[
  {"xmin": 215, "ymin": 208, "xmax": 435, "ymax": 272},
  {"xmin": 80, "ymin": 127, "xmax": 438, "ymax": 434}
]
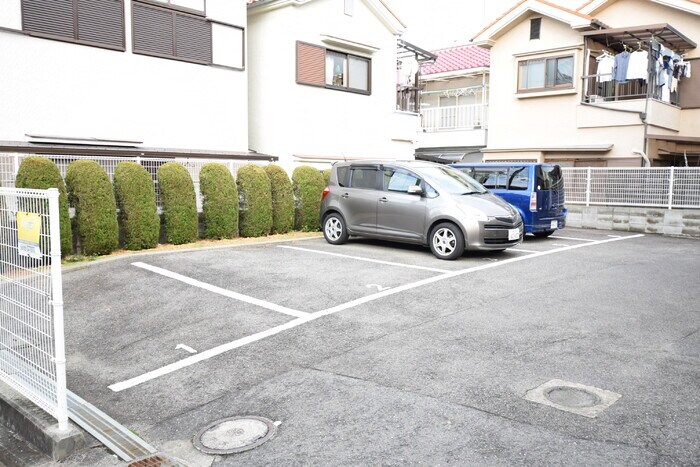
[{"xmin": 17, "ymin": 211, "xmax": 42, "ymax": 258}]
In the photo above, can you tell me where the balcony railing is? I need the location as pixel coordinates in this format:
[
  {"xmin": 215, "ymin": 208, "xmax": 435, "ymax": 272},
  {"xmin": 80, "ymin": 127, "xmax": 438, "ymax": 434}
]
[
  {"xmin": 582, "ymin": 73, "xmax": 679, "ymax": 106},
  {"xmin": 421, "ymin": 104, "xmax": 488, "ymax": 132}
]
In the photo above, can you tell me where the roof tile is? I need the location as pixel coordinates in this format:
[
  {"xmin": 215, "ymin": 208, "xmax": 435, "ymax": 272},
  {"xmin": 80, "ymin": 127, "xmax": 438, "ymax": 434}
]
[{"xmin": 421, "ymin": 44, "xmax": 490, "ymax": 75}]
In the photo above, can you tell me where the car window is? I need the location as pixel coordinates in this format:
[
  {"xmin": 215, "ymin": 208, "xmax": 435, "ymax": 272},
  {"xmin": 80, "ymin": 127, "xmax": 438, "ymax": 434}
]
[
  {"xmin": 536, "ymin": 165, "xmax": 564, "ymax": 190},
  {"xmin": 470, "ymin": 168, "xmax": 508, "ymax": 189},
  {"xmin": 349, "ymin": 167, "xmax": 378, "ymax": 190},
  {"xmin": 383, "ymin": 168, "xmax": 421, "ymax": 193},
  {"xmin": 420, "ymin": 166, "xmax": 487, "ymax": 195},
  {"xmin": 508, "ymin": 166, "xmax": 529, "ymax": 190},
  {"xmin": 337, "ymin": 166, "xmax": 348, "ymax": 187}
]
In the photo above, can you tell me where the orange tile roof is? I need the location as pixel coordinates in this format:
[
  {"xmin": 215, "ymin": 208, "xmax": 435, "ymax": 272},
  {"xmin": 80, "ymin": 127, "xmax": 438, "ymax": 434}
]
[{"xmin": 421, "ymin": 44, "xmax": 490, "ymax": 75}]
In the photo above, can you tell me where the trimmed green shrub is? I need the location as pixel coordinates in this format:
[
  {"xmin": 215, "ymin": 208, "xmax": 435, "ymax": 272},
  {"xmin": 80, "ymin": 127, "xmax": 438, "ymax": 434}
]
[
  {"xmin": 264, "ymin": 164, "xmax": 294, "ymax": 234},
  {"xmin": 15, "ymin": 157, "xmax": 73, "ymax": 256},
  {"xmin": 113, "ymin": 162, "xmax": 160, "ymax": 250},
  {"xmin": 237, "ymin": 164, "xmax": 272, "ymax": 237},
  {"xmin": 292, "ymin": 166, "xmax": 325, "ymax": 231},
  {"xmin": 200, "ymin": 163, "xmax": 237, "ymax": 239},
  {"xmin": 65, "ymin": 160, "xmax": 119, "ymax": 256},
  {"xmin": 322, "ymin": 169, "xmax": 332, "ymax": 185},
  {"xmin": 157, "ymin": 162, "xmax": 198, "ymax": 245}
]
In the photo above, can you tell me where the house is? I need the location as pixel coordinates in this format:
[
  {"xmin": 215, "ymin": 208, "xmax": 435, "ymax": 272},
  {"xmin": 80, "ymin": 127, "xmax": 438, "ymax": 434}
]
[
  {"xmin": 0, "ymin": 0, "xmax": 257, "ymax": 163},
  {"xmin": 415, "ymin": 44, "xmax": 490, "ymax": 164},
  {"xmin": 472, "ymin": 0, "xmax": 700, "ymax": 167},
  {"xmin": 246, "ymin": 0, "xmax": 433, "ymax": 171}
]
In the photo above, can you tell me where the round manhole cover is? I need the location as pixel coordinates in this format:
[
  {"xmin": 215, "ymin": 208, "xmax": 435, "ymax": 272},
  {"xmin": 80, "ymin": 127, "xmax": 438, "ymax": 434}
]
[
  {"xmin": 193, "ymin": 416, "xmax": 276, "ymax": 454},
  {"xmin": 545, "ymin": 386, "xmax": 601, "ymax": 408}
]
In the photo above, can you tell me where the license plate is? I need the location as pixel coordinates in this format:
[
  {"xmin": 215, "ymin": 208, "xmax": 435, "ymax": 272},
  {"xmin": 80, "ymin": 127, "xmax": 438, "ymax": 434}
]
[
  {"xmin": 550, "ymin": 220, "xmax": 558, "ymax": 229},
  {"xmin": 508, "ymin": 228, "xmax": 520, "ymax": 241}
]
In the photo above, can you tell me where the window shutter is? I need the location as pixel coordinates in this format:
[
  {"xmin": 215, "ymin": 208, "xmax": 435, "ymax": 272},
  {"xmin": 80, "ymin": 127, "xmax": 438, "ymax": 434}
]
[
  {"xmin": 77, "ymin": 0, "xmax": 124, "ymax": 48},
  {"xmin": 297, "ymin": 42, "xmax": 325, "ymax": 87},
  {"xmin": 133, "ymin": 2, "xmax": 174, "ymax": 57},
  {"xmin": 174, "ymin": 13, "xmax": 211, "ymax": 63},
  {"xmin": 22, "ymin": 0, "xmax": 75, "ymax": 39}
]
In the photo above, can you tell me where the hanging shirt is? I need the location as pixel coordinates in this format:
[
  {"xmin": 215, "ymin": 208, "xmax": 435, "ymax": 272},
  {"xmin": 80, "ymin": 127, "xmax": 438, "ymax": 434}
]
[
  {"xmin": 597, "ymin": 55, "xmax": 615, "ymax": 83},
  {"xmin": 626, "ymin": 50, "xmax": 648, "ymax": 80},
  {"xmin": 613, "ymin": 51, "xmax": 631, "ymax": 83}
]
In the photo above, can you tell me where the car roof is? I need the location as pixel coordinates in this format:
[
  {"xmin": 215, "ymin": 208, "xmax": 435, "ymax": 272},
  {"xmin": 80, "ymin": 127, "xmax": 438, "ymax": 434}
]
[
  {"xmin": 451, "ymin": 163, "xmax": 553, "ymax": 167},
  {"xmin": 335, "ymin": 160, "xmax": 445, "ymax": 170}
]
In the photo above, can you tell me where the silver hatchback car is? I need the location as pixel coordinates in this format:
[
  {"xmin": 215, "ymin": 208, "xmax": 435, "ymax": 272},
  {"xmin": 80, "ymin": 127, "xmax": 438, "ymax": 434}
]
[{"xmin": 319, "ymin": 161, "xmax": 523, "ymax": 260}]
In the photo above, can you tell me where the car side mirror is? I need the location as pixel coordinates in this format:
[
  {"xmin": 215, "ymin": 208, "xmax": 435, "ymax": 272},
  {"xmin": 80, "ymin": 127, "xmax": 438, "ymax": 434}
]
[{"xmin": 407, "ymin": 185, "xmax": 424, "ymax": 195}]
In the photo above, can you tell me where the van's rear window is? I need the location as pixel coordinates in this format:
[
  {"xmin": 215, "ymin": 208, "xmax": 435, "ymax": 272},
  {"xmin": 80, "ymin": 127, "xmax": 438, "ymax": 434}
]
[{"xmin": 537, "ymin": 166, "xmax": 563, "ymax": 190}]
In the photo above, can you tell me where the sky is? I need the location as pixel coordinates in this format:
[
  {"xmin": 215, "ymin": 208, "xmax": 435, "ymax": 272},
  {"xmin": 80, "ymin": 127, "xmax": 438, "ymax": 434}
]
[{"xmin": 386, "ymin": 0, "xmax": 582, "ymax": 51}]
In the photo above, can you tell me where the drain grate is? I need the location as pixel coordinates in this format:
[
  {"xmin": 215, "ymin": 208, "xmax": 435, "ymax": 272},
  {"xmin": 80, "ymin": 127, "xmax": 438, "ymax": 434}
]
[
  {"xmin": 524, "ymin": 379, "xmax": 621, "ymax": 418},
  {"xmin": 193, "ymin": 416, "xmax": 277, "ymax": 455}
]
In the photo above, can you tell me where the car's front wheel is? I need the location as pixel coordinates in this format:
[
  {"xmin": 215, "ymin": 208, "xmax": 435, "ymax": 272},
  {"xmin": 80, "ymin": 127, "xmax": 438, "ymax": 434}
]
[
  {"xmin": 429, "ymin": 222, "xmax": 464, "ymax": 260},
  {"xmin": 323, "ymin": 213, "xmax": 349, "ymax": 245}
]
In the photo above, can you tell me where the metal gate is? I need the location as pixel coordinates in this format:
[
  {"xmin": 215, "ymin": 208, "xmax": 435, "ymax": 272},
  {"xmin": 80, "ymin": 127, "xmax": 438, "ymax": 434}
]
[{"xmin": 0, "ymin": 187, "xmax": 68, "ymax": 430}]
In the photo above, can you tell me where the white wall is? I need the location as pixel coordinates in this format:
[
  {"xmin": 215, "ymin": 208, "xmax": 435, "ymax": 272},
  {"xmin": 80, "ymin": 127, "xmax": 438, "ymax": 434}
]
[
  {"xmin": 0, "ymin": 0, "xmax": 248, "ymax": 152},
  {"xmin": 247, "ymin": 0, "xmax": 418, "ymax": 172}
]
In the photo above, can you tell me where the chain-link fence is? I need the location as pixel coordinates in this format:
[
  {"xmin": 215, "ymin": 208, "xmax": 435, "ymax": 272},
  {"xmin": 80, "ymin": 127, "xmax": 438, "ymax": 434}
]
[
  {"xmin": 562, "ymin": 167, "xmax": 700, "ymax": 209},
  {"xmin": 0, "ymin": 187, "xmax": 68, "ymax": 430}
]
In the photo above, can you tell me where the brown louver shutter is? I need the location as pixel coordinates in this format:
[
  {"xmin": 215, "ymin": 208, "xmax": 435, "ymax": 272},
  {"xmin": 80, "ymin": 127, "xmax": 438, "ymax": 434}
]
[
  {"xmin": 22, "ymin": 0, "xmax": 75, "ymax": 40},
  {"xmin": 297, "ymin": 41, "xmax": 326, "ymax": 87},
  {"xmin": 174, "ymin": 13, "xmax": 211, "ymax": 63},
  {"xmin": 133, "ymin": 2, "xmax": 174, "ymax": 57},
  {"xmin": 77, "ymin": 0, "xmax": 124, "ymax": 48}
]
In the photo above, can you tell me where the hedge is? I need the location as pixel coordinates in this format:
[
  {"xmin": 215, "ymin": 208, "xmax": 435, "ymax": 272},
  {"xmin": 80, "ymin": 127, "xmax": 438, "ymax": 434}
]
[
  {"xmin": 15, "ymin": 157, "xmax": 73, "ymax": 256},
  {"xmin": 237, "ymin": 164, "xmax": 272, "ymax": 237},
  {"xmin": 322, "ymin": 169, "xmax": 332, "ymax": 185},
  {"xmin": 113, "ymin": 162, "xmax": 160, "ymax": 250},
  {"xmin": 200, "ymin": 163, "xmax": 237, "ymax": 239},
  {"xmin": 65, "ymin": 160, "xmax": 119, "ymax": 256},
  {"xmin": 157, "ymin": 162, "xmax": 198, "ymax": 245},
  {"xmin": 264, "ymin": 164, "xmax": 294, "ymax": 234},
  {"xmin": 292, "ymin": 166, "xmax": 325, "ymax": 231}
]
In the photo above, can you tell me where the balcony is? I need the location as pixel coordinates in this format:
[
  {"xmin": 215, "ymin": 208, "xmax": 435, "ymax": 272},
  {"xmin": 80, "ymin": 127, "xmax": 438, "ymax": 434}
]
[
  {"xmin": 581, "ymin": 73, "xmax": 680, "ymax": 107},
  {"xmin": 421, "ymin": 104, "xmax": 488, "ymax": 132}
]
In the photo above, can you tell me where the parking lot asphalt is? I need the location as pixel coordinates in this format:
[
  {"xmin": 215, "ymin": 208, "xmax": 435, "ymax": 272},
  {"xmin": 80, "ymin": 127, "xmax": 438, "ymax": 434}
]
[{"xmin": 61, "ymin": 228, "xmax": 700, "ymax": 466}]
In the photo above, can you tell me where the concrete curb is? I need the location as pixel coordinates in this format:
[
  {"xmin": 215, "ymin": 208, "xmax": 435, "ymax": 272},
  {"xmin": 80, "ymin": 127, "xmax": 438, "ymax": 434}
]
[{"xmin": 0, "ymin": 381, "xmax": 85, "ymax": 461}]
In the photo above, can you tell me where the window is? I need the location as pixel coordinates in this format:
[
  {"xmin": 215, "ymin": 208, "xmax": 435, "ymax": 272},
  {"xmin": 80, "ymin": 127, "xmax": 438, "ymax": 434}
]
[
  {"xmin": 337, "ymin": 166, "xmax": 349, "ymax": 187},
  {"xmin": 518, "ymin": 55, "xmax": 573, "ymax": 91},
  {"xmin": 21, "ymin": 0, "xmax": 125, "ymax": 50},
  {"xmin": 297, "ymin": 41, "xmax": 371, "ymax": 94},
  {"xmin": 530, "ymin": 18, "xmax": 541, "ymax": 40},
  {"xmin": 469, "ymin": 168, "xmax": 508, "ymax": 189},
  {"xmin": 349, "ymin": 168, "xmax": 378, "ymax": 189},
  {"xmin": 383, "ymin": 169, "xmax": 421, "ymax": 193},
  {"xmin": 132, "ymin": 1, "xmax": 211, "ymax": 64},
  {"xmin": 508, "ymin": 167, "xmax": 529, "ymax": 190},
  {"xmin": 536, "ymin": 166, "xmax": 564, "ymax": 190}
]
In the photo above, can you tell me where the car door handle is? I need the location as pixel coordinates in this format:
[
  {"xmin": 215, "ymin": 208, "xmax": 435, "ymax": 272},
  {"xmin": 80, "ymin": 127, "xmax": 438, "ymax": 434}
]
[
  {"xmin": 379, "ymin": 197, "xmax": 388, "ymax": 203},
  {"xmin": 341, "ymin": 193, "xmax": 350, "ymax": 199}
]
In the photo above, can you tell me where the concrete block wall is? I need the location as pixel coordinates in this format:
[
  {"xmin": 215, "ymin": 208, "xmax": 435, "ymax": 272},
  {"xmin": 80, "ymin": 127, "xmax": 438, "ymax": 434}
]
[{"xmin": 566, "ymin": 205, "xmax": 700, "ymax": 237}]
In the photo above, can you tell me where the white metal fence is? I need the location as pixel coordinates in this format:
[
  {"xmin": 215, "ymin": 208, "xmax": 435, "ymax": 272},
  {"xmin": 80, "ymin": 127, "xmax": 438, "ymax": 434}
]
[
  {"xmin": 562, "ymin": 167, "xmax": 700, "ymax": 209},
  {"xmin": 0, "ymin": 153, "xmax": 267, "ymax": 211},
  {"xmin": 0, "ymin": 187, "xmax": 68, "ymax": 430}
]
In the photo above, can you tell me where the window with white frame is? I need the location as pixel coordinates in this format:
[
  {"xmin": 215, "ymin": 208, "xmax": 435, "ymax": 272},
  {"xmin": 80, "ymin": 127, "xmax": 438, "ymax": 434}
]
[{"xmin": 518, "ymin": 55, "xmax": 574, "ymax": 91}]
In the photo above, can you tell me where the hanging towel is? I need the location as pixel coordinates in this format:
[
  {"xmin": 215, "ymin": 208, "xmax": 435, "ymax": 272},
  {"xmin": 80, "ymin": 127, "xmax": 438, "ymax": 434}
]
[
  {"xmin": 613, "ymin": 51, "xmax": 631, "ymax": 83},
  {"xmin": 597, "ymin": 55, "xmax": 614, "ymax": 82},
  {"xmin": 626, "ymin": 50, "xmax": 648, "ymax": 80}
]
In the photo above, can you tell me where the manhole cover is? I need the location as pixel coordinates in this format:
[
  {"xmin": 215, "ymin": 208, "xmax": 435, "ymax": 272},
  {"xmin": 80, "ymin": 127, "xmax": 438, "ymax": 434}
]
[
  {"xmin": 193, "ymin": 416, "xmax": 276, "ymax": 455},
  {"xmin": 545, "ymin": 386, "xmax": 601, "ymax": 408}
]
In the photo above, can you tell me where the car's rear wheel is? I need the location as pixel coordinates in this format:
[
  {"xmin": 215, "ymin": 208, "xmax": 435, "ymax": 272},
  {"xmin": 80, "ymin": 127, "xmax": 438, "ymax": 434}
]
[
  {"xmin": 429, "ymin": 222, "xmax": 464, "ymax": 260},
  {"xmin": 533, "ymin": 230, "xmax": 555, "ymax": 238},
  {"xmin": 323, "ymin": 213, "xmax": 348, "ymax": 245}
]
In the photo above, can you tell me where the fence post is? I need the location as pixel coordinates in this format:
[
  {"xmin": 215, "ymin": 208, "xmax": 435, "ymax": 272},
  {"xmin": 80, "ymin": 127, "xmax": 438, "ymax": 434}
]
[
  {"xmin": 48, "ymin": 188, "xmax": 69, "ymax": 431},
  {"xmin": 585, "ymin": 167, "xmax": 592, "ymax": 207},
  {"xmin": 668, "ymin": 167, "xmax": 675, "ymax": 210},
  {"xmin": 135, "ymin": 154, "xmax": 141, "ymax": 166},
  {"xmin": 13, "ymin": 153, "xmax": 20, "ymax": 180}
]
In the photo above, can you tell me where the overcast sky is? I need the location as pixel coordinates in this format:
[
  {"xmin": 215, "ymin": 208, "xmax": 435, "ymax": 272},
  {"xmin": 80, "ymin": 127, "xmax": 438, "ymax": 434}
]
[{"xmin": 387, "ymin": 0, "xmax": 582, "ymax": 51}]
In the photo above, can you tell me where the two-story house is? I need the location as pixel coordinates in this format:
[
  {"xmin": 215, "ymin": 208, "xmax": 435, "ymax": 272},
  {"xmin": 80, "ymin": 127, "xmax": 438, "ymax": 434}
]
[
  {"xmin": 0, "ymin": 0, "xmax": 254, "ymax": 164},
  {"xmin": 472, "ymin": 0, "xmax": 700, "ymax": 167},
  {"xmin": 414, "ymin": 44, "xmax": 490, "ymax": 164},
  {"xmin": 246, "ymin": 0, "xmax": 425, "ymax": 170}
]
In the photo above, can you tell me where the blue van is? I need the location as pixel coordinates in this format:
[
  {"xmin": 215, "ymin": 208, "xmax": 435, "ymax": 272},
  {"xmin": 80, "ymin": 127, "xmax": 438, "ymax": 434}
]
[{"xmin": 451, "ymin": 163, "xmax": 567, "ymax": 237}]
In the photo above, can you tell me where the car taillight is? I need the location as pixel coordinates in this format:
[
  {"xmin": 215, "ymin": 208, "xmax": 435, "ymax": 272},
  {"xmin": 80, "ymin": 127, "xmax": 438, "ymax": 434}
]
[
  {"xmin": 530, "ymin": 192, "xmax": 537, "ymax": 212},
  {"xmin": 321, "ymin": 186, "xmax": 331, "ymax": 201}
]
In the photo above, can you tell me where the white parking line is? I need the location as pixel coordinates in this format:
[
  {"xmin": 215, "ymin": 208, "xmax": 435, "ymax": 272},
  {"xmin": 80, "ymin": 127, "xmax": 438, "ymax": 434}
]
[
  {"xmin": 110, "ymin": 234, "xmax": 644, "ymax": 392},
  {"xmin": 509, "ymin": 248, "xmax": 538, "ymax": 254},
  {"xmin": 131, "ymin": 262, "xmax": 310, "ymax": 319},
  {"xmin": 277, "ymin": 245, "xmax": 450, "ymax": 273},
  {"xmin": 549, "ymin": 235, "xmax": 597, "ymax": 242}
]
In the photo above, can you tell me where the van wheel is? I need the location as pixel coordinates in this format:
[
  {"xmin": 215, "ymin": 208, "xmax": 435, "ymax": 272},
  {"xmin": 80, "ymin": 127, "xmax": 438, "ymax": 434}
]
[
  {"xmin": 534, "ymin": 230, "xmax": 555, "ymax": 238},
  {"xmin": 429, "ymin": 222, "xmax": 464, "ymax": 260},
  {"xmin": 323, "ymin": 213, "xmax": 348, "ymax": 245}
]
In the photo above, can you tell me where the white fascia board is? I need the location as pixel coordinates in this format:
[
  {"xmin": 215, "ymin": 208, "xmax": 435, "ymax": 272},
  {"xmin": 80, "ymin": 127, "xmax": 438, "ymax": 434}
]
[
  {"xmin": 421, "ymin": 67, "xmax": 489, "ymax": 81},
  {"xmin": 472, "ymin": 1, "xmax": 591, "ymax": 43},
  {"xmin": 320, "ymin": 35, "xmax": 380, "ymax": 54},
  {"xmin": 580, "ymin": 0, "xmax": 700, "ymax": 15},
  {"xmin": 361, "ymin": 0, "xmax": 405, "ymax": 35},
  {"xmin": 577, "ymin": 0, "xmax": 607, "ymax": 15}
]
